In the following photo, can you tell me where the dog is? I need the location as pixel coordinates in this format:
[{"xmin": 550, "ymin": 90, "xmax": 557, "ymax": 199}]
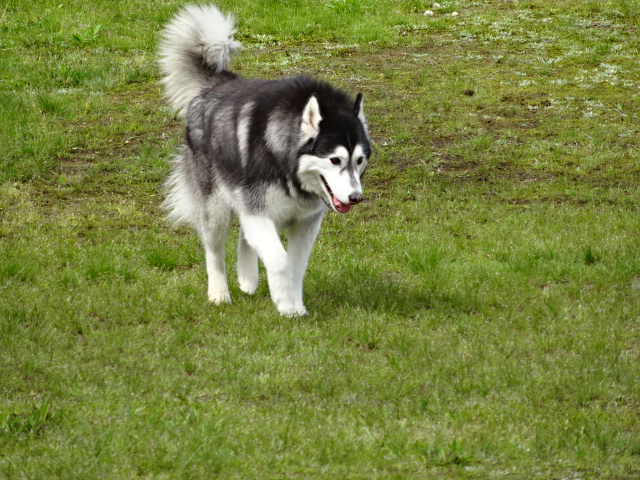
[{"xmin": 158, "ymin": 4, "xmax": 372, "ymax": 316}]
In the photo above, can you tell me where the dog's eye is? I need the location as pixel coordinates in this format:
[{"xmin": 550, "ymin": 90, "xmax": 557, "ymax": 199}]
[
  {"xmin": 356, "ymin": 157, "xmax": 364, "ymax": 165},
  {"xmin": 330, "ymin": 157, "xmax": 341, "ymax": 165}
]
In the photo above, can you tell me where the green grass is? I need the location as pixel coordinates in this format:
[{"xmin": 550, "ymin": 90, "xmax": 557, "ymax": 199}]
[{"xmin": 2, "ymin": 0, "xmax": 640, "ymax": 478}]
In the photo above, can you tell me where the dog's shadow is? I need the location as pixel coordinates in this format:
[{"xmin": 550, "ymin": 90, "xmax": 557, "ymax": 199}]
[
  {"xmin": 304, "ymin": 266, "xmax": 434, "ymax": 317},
  {"xmin": 302, "ymin": 259, "xmax": 484, "ymax": 318}
]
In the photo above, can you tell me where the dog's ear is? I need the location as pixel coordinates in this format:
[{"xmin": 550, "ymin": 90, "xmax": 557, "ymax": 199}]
[
  {"xmin": 353, "ymin": 93, "xmax": 370, "ymax": 141},
  {"xmin": 300, "ymin": 94, "xmax": 322, "ymax": 143},
  {"xmin": 354, "ymin": 93, "xmax": 367, "ymax": 126},
  {"xmin": 353, "ymin": 93, "xmax": 363, "ymax": 117}
]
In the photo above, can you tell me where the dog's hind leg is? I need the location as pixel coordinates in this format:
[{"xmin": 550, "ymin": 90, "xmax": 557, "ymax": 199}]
[
  {"xmin": 198, "ymin": 205, "xmax": 233, "ymax": 304},
  {"xmin": 287, "ymin": 212, "xmax": 324, "ymax": 315},
  {"xmin": 237, "ymin": 226, "xmax": 259, "ymax": 294},
  {"xmin": 238, "ymin": 214, "xmax": 300, "ymax": 316}
]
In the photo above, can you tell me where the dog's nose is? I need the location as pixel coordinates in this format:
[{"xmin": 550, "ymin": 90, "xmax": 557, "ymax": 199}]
[{"xmin": 348, "ymin": 192, "xmax": 363, "ymax": 204}]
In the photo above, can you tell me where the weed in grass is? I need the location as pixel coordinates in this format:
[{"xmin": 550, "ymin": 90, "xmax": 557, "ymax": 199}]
[
  {"xmin": 146, "ymin": 248, "xmax": 180, "ymax": 271},
  {"xmin": 125, "ymin": 67, "xmax": 155, "ymax": 85},
  {"xmin": 0, "ymin": 258, "xmax": 38, "ymax": 284},
  {"xmin": 0, "ymin": 400, "xmax": 56, "ymax": 437},
  {"xmin": 583, "ymin": 246, "xmax": 599, "ymax": 266},
  {"xmin": 70, "ymin": 24, "xmax": 103, "ymax": 46},
  {"xmin": 84, "ymin": 246, "xmax": 138, "ymax": 282},
  {"xmin": 416, "ymin": 438, "xmax": 476, "ymax": 467},
  {"xmin": 36, "ymin": 92, "xmax": 68, "ymax": 116}
]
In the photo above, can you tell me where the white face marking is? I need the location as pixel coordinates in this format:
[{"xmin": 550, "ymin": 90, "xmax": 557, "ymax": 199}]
[
  {"xmin": 298, "ymin": 144, "xmax": 368, "ymax": 214},
  {"xmin": 351, "ymin": 144, "xmax": 368, "ymax": 175}
]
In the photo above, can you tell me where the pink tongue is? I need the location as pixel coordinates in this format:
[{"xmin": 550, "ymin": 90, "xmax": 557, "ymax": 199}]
[{"xmin": 333, "ymin": 196, "xmax": 352, "ymax": 213}]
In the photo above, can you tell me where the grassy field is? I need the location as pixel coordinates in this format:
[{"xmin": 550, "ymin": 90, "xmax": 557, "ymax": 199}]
[{"xmin": 2, "ymin": 0, "xmax": 640, "ymax": 478}]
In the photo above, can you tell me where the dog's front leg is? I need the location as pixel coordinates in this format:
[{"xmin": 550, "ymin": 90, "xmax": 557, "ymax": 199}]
[
  {"xmin": 238, "ymin": 214, "xmax": 299, "ymax": 316},
  {"xmin": 287, "ymin": 212, "xmax": 324, "ymax": 315}
]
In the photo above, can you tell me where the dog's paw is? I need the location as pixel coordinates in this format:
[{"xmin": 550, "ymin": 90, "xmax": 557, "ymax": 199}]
[
  {"xmin": 276, "ymin": 304, "xmax": 308, "ymax": 317},
  {"xmin": 208, "ymin": 290, "xmax": 231, "ymax": 304},
  {"xmin": 238, "ymin": 275, "xmax": 258, "ymax": 295}
]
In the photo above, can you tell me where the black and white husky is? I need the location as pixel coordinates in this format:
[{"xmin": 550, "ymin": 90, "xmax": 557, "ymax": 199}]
[{"xmin": 158, "ymin": 4, "xmax": 372, "ymax": 316}]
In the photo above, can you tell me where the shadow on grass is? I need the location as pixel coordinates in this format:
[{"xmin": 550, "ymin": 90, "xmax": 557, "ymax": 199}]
[{"xmin": 306, "ymin": 264, "xmax": 481, "ymax": 317}]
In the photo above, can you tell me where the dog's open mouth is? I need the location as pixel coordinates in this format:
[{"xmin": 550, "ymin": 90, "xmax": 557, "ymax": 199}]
[{"xmin": 320, "ymin": 176, "xmax": 352, "ymax": 214}]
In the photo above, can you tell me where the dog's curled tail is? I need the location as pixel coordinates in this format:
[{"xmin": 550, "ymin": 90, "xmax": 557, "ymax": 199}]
[{"xmin": 158, "ymin": 4, "xmax": 241, "ymax": 116}]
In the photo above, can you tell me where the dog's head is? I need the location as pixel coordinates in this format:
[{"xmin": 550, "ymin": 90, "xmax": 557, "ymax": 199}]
[{"xmin": 297, "ymin": 93, "xmax": 371, "ymax": 214}]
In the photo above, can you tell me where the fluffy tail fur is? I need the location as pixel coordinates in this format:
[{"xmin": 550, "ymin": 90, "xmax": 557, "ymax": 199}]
[{"xmin": 158, "ymin": 4, "xmax": 241, "ymax": 116}]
